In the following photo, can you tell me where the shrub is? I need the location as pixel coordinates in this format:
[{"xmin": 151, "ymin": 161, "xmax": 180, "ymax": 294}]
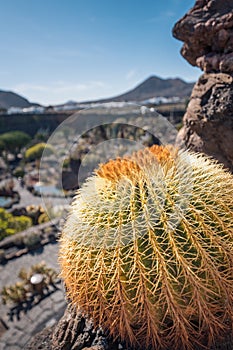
[
  {"xmin": 13, "ymin": 234, "xmax": 24, "ymax": 248},
  {"xmin": 30, "ymin": 261, "xmax": 58, "ymax": 286},
  {"xmin": 62, "ymin": 157, "xmax": 70, "ymax": 169},
  {"xmin": 38, "ymin": 212, "xmax": 50, "ymax": 224},
  {"xmin": 13, "ymin": 166, "xmax": 25, "ymax": 178},
  {"xmin": 24, "ymin": 142, "xmax": 54, "ymax": 162},
  {"xmin": 23, "ymin": 232, "xmax": 41, "ymax": 248},
  {"xmin": 1, "ymin": 282, "xmax": 27, "ymax": 305},
  {"xmin": 0, "ymin": 131, "xmax": 31, "ymax": 157},
  {"xmin": 1, "ymin": 262, "xmax": 58, "ymax": 305},
  {"xmin": 59, "ymin": 145, "xmax": 233, "ymax": 350},
  {"xmin": 8, "ymin": 215, "xmax": 32, "ymax": 231},
  {"xmin": 0, "ymin": 249, "xmax": 5, "ymax": 262},
  {"xmin": 0, "ymin": 208, "xmax": 32, "ymax": 241}
]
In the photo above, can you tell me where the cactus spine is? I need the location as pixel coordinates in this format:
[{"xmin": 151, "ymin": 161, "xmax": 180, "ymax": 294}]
[{"xmin": 59, "ymin": 145, "xmax": 233, "ymax": 350}]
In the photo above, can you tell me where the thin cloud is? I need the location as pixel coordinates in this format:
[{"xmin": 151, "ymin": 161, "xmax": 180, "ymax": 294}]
[
  {"xmin": 14, "ymin": 81, "xmax": 105, "ymax": 93},
  {"xmin": 126, "ymin": 69, "xmax": 137, "ymax": 81},
  {"xmin": 147, "ymin": 11, "xmax": 176, "ymax": 23},
  {"xmin": 13, "ymin": 81, "xmax": 107, "ymax": 105},
  {"xmin": 165, "ymin": 11, "xmax": 176, "ymax": 18}
]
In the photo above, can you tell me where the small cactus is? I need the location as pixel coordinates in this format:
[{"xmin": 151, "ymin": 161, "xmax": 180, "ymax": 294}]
[{"xmin": 59, "ymin": 145, "xmax": 233, "ymax": 350}]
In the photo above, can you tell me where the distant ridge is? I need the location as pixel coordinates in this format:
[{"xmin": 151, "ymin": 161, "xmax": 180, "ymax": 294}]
[
  {"xmin": 83, "ymin": 76, "xmax": 194, "ymax": 104},
  {"xmin": 0, "ymin": 75, "xmax": 194, "ymax": 110},
  {"xmin": 0, "ymin": 90, "xmax": 39, "ymax": 109}
]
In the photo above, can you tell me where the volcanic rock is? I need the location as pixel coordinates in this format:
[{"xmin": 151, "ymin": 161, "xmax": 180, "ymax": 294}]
[
  {"xmin": 173, "ymin": 0, "xmax": 233, "ymax": 172},
  {"xmin": 173, "ymin": 0, "xmax": 233, "ymax": 73},
  {"xmin": 176, "ymin": 72, "xmax": 233, "ymax": 172}
]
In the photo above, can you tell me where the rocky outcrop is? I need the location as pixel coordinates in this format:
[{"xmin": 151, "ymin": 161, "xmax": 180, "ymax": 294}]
[
  {"xmin": 173, "ymin": 0, "xmax": 233, "ymax": 172},
  {"xmin": 176, "ymin": 72, "xmax": 233, "ymax": 172},
  {"xmin": 25, "ymin": 304, "xmax": 130, "ymax": 350},
  {"xmin": 51, "ymin": 305, "xmax": 108, "ymax": 350},
  {"xmin": 173, "ymin": 0, "xmax": 233, "ymax": 73}
]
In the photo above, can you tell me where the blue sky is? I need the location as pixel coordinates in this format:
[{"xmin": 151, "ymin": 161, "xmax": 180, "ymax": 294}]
[{"xmin": 0, "ymin": 0, "xmax": 199, "ymax": 105}]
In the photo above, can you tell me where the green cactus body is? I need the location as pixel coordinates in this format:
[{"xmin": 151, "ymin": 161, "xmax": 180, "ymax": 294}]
[{"xmin": 59, "ymin": 145, "xmax": 233, "ymax": 350}]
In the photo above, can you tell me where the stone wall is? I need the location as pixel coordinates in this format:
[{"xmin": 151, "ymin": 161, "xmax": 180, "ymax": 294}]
[{"xmin": 0, "ymin": 113, "xmax": 72, "ymax": 137}]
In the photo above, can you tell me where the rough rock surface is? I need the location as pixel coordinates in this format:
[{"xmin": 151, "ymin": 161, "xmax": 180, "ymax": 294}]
[
  {"xmin": 173, "ymin": 0, "xmax": 233, "ymax": 73},
  {"xmin": 25, "ymin": 304, "xmax": 131, "ymax": 350},
  {"xmin": 176, "ymin": 72, "xmax": 233, "ymax": 172},
  {"xmin": 173, "ymin": 0, "xmax": 233, "ymax": 172}
]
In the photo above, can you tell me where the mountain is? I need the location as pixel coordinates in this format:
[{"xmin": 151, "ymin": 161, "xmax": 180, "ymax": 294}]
[
  {"xmin": 85, "ymin": 76, "xmax": 194, "ymax": 104},
  {"xmin": 0, "ymin": 75, "xmax": 194, "ymax": 111},
  {"xmin": 0, "ymin": 90, "xmax": 39, "ymax": 110},
  {"xmin": 117, "ymin": 76, "xmax": 194, "ymax": 101}
]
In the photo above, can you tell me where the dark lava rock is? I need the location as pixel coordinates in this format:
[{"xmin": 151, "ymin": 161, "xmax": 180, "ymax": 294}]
[
  {"xmin": 176, "ymin": 72, "xmax": 233, "ymax": 172},
  {"xmin": 173, "ymin": 0, "xmax": 233, "ymax": 172},
  {"xmin": 173, "ymin": 0, "xmax": 233, "ymax": 73},
  {"xmin": 25, "ymin": 304, "xmax": 131, "ymax": 350}
]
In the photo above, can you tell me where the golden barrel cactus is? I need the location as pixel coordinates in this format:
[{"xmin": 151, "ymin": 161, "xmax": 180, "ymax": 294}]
[{"xmin": 59, "ymin": 145, "xmax": 233, "ymax": 350}]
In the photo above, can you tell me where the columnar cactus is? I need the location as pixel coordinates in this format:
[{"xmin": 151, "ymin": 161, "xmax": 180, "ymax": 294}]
[{"xmin": 59, "ymin": 145, "xmax": 233, "ymax": 350}]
